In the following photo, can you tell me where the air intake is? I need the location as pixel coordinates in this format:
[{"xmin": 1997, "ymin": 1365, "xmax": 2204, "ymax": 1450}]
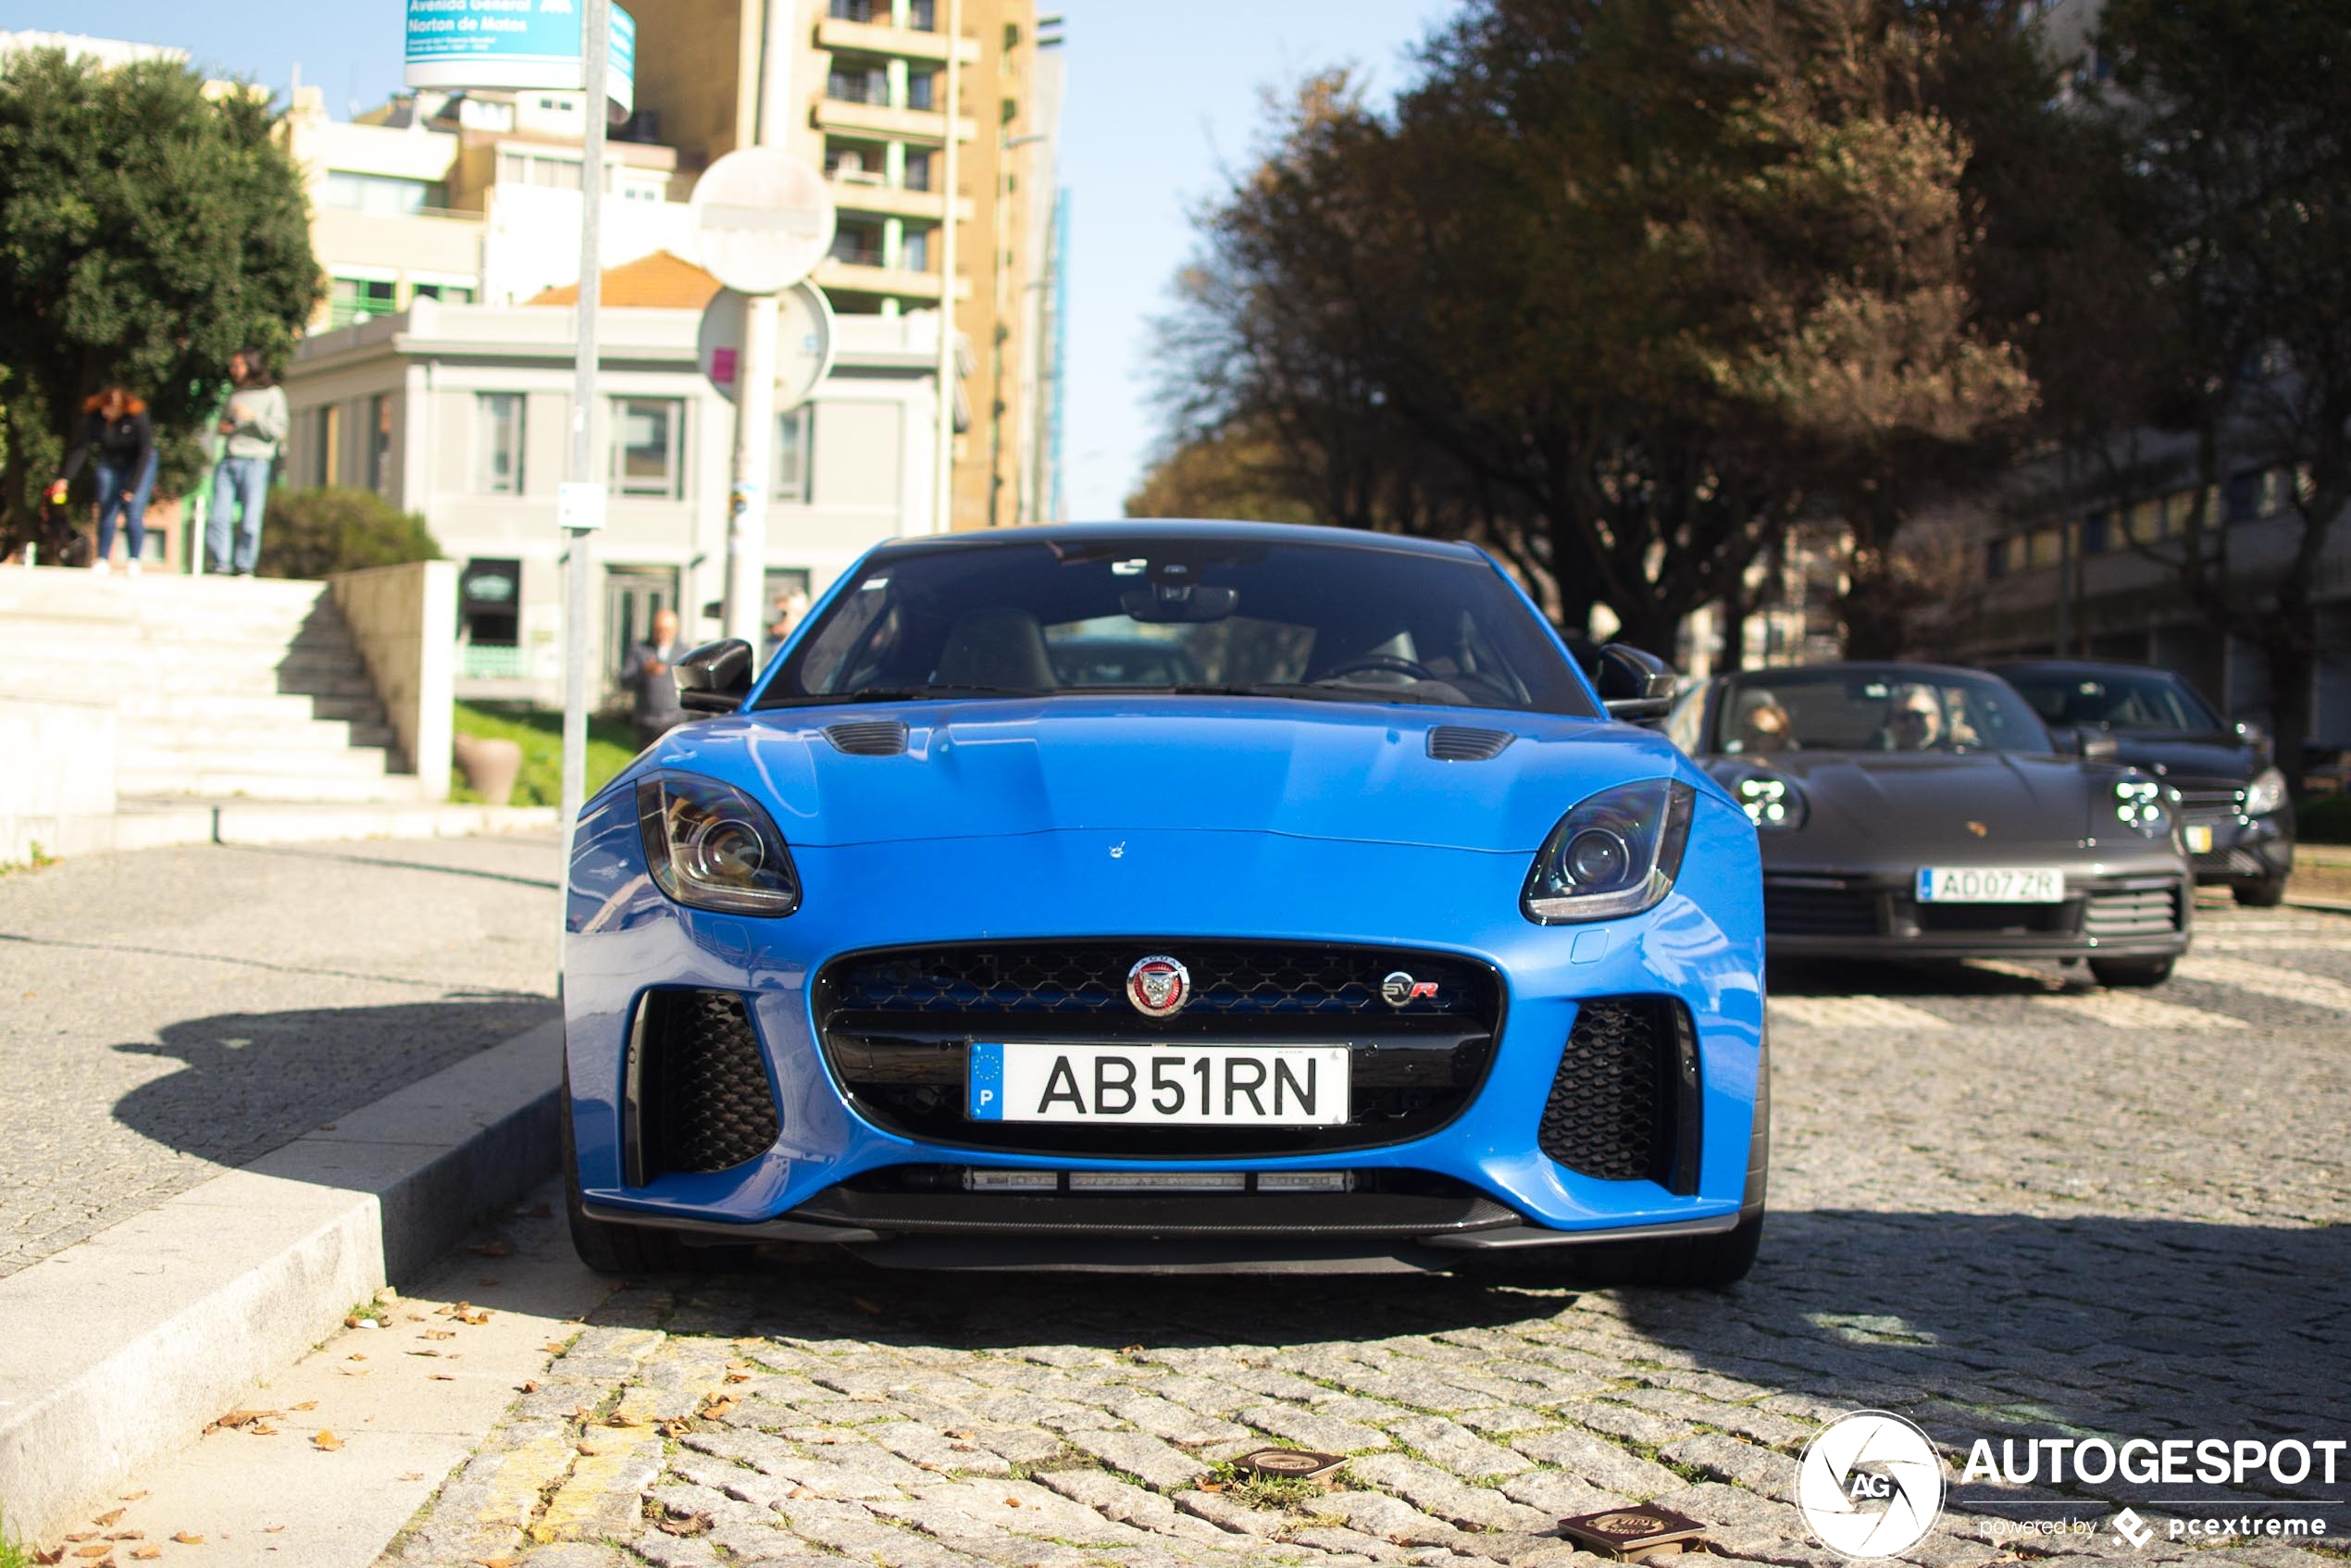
[
  {"xmin": 625, "ymin": 990, "xmax": 779, "ymax": 1181},
  {"xmin": 824, "ymin": 719, "xmax": 910, "ymax": 756},
  {"xmin": 1538, "ymin": 996, "xmax": 1701, "ymax": 1192},
  {"xmin": 1427, "ymin": 726, "xmax": 1515, "ymax": 761}
]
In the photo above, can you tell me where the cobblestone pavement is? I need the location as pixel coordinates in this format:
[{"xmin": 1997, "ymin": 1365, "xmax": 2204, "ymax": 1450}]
[
  {"xmin": 381, "ymin": 899, "xmax": 2351, "ymax": 1568},
  {"xmin": 0, "ymin": 834, "xmax": 558, "ymax": 1275}
]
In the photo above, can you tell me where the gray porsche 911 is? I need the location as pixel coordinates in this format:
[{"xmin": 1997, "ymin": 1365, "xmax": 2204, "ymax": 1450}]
[{"xmin": 1664, "ymin": 663, "xmax": 2192, "ymax": 987}]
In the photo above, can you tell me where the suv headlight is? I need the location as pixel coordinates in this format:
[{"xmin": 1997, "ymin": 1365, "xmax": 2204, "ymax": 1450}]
[
  {"xmin": 636, "ymin": 775, "xmax": 802, "ymax": 915},
  {"xmin": 2112, "ymin": 775, "xmax": 2173, "ymax": 838},
  {"xmin": 1523, "ymin": 778, "xmax": 1697, "ymax": 925},
  {"xmin": 1730, "ymin": 772, "xmax": 1806, "ymax": 832},
  {"xmin": 2245, "ymin": 765, "xmax": 2287, "ymax": 816}
]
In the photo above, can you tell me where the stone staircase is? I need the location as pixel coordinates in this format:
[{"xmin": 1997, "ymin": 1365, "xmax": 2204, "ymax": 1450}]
[{"xmin": 0, "ymin": 566, "xmax": 420, "ymax": 803}]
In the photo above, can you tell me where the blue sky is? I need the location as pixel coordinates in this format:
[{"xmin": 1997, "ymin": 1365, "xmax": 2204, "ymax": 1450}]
[{"xmin": 0, "ymin": 0, "xmax": 1459, "ymax": 517}]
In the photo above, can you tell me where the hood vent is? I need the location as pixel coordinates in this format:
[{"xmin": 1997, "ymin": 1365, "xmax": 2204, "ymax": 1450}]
[
  {"xmin": 824, "ymin": 719, "xmax": 911, "ymax": 756},
  {"xmin": 1427, "ymin": 726, "xmax": 1515, "ymax": 762}
]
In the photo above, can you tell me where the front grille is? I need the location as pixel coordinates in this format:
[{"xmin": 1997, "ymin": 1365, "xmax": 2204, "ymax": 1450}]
[
  {"xmin": 628, "ymin": 989, "xmax": 779, "ymax": 1180},
  {"xmin": 2195, "ymin": 846, "xmax": 2264, "ymax": 877},
  {"xmin": 1764, "ymin": 883, "xmax": 1880, "ymax": 937},
  {"xmin": 2173, "ymin": 781, "xmax": 2245, "ymax": 821},
  {"xmin": 1537, "ymin": 997, "xmax": 1700, "ymax": 1192},
  {"xmin": 1916, "ymin": 902, "xmax": 2071, "ymax": 936},
  {"xmin": 814, "ymin": 940, "xmax": 1503, "ymax": 1158},
  {"xmin": 2084, "ymin": 884, "xmax": 2183, "ymax": 940}
]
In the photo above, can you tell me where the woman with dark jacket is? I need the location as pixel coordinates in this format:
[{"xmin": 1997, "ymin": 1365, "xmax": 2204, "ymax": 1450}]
[{"xmin": 51, "ymin": 388, "xmax": 157, "ymax": 575}]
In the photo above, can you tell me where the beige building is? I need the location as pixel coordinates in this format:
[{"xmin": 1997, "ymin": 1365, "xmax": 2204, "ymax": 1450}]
[{"xmin": 630, "ymin": 0, "xmax": 1061, "ymax": 528}]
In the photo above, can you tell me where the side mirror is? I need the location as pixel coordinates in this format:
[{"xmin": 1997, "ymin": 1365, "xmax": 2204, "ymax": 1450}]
[
  {"xmin": 673, "ymin": 639, "xmax": 755, "ymax": 714},
  {"xmin": 2051, "ymin": 726, "xmax": 2119, "ymax": 762},
  {"xmin": 1595, "ymin": 643, "xmax": 1677, "ymax": 722},
  {"xmin": 2234, "ymin": 719, "xmax": 2270, "ymax": 757}
]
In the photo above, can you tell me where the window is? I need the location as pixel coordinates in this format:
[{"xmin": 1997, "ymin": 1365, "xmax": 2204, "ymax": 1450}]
[
  {"xmin": 322, "ymin": 171, "xmax": 441, "ymax": 217},
  {"xmin": 2080, "ymin": 510, "xmax": 2108, "ymax": 555},
  {"xmin": 773, "ymin": 407, "xmax": 814, "ymax": 502},
  {"xmin": 499, "ymin": 149, "xmax": 583, "ymax": 190},
  {"xmin": 311, "ymin": 404, "xmax": 342, "ymax": 487},
  {"xmin": 2026, "ymin": 528, "xmax": 2062, "ymax": 570},
  {"xmin": 1984, "ymin": 538, "xmax": 2009, "ymax": 579},
  {"xmin": 830, "ymin": 224, "xmax": 885, "ymax": 268},
  {"xmin": 827, "ymin": 63, "xmax": 887, "ymax": 104},
  {"xmin": 367, "ymin": 394, "xmax": 393, "ymax": 494},
  {"xmin": 610, "ymin": 398, "xmax": 683, "ymax": 498},
  {"xmin": 909, "ymin": 0, "xmax": 937, "ymax": 29},
  {"xmin": 476, "ymin": 393, "xmax": 526, "ymax": 494},
  {"xmin": 826, "ymin": 141, "xmax": 884, "ymax": 185},
  {"xmin": 827, "ymin": 0, "xmax": 878, "ymax": 19},
  {"xmin": 412, "ymin": 281, "xmax": 476, "ymax": 304},
  {"xmin": 901, "ymin": 228, "xmax": 929, "ymax": 271},
  {"xmin": 329, "ymin": 275, "xmax": 397, "ymax": 329},
  {"xmin": 902, "ymin": 149, "xmax": 932, "ymax": 192},
  {"xmin": 2223, "ymin": 468, "xmax": 2281, "ymax": 523},
  {"xmin": 907, "ymin": 71, "xmax": 936, "ymax": 110},
  {"xmin": 1716, "ymin": 669, "xmax": 2049, "ymax": 754}
]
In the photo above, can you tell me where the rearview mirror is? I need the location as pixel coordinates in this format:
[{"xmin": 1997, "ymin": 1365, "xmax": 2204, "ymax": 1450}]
[
  {"xmin": 673, "ymin": 639, "xmax": 755, "ymax": 714},
  {"xmin": 1595, "ymin": 643, "xmax": 1677, "ymax": 722}
]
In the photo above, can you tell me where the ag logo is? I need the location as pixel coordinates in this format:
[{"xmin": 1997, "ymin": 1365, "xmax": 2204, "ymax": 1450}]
[{"xmin": 1796, "ymin": 1411, "xmax": 1946, "ymax": 1559}]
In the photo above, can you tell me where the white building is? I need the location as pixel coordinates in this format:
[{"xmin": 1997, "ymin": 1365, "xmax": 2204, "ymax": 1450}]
[{"xmin": 283, "ymin": 263, "xmax": 952, "ymax": 707}]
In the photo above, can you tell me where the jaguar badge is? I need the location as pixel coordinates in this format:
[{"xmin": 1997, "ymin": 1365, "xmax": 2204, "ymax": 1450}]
[{"xmin": 1126, "ymin": 955, "xmax": 1190, "ymax": 1017}]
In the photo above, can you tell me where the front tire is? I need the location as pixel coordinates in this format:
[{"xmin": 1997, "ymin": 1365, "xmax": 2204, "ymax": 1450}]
[
  {"xmin": 2233, "ymin": 875, "xmax": 2289, "ymax": 908},
  {"xmin": 2090, "ymin": 955, "xmax": 2175, "ymax": 989},
  {"xmin": 559, "ymin": 1053, "xmax": 745, "ymax": 1275}
]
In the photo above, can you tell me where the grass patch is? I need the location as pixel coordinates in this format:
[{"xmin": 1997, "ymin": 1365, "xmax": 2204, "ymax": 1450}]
[
  {"xmin": 1204, "ymin": 1459, "xmax": 1347, "ymax": 1512},
  {"xmin": 0, "ymin": 1507, "xmax": 31, "ymax": 1568},
  {"xmin": 0, "ymin": 842, "xmax": 57, "ymax": 877},
  {"xmin": 452, "ymin": 701, "xmax": 639, "ymax": 808}
]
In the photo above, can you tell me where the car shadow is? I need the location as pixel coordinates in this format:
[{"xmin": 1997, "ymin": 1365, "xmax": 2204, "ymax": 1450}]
[
  {"xmin": 109, "ymin": 996, "xmax": 555, "ymax": 1172},
  {"xmin": 1769, "ymin": 956, "xmax": 2076, "ymax": 998}
]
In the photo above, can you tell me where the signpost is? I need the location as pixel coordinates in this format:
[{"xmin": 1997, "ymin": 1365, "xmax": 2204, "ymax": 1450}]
[
  {"xmin": 405, "ymin": 0, "xmax": 635, "ymax": 931},
  {"xmin": 688, "ymin": 149, "xmax": 837, "ymax": 647}
]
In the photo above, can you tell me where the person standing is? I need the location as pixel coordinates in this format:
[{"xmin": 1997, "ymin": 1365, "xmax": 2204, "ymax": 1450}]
[
  {"xmin": 50, "ymin": 387, "xmax": 155, "ymax": 575},
  {"xmin": 624, "ymin": 606, "xmax": 692, "ymax": 751},
  {"xmin": 208, "ymin": 349, "xmax": 288, "ymax": 576}
]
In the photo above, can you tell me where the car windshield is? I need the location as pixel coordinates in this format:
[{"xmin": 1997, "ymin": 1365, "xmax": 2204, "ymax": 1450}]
[
  {"xmin": 1714, "ymin": 669, "xmax": 2050, "ymax": 754},
  {"xmin": 761, "ymin": 536, "xmax": 1594, "ymax": 716},
  {"xmin": 2001, "ymin": 668, "xmax": 2221, "ymax": 733}
]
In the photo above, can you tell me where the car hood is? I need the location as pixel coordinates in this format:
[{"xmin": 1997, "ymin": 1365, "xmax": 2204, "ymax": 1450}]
[
  {"xmin": 1715, "ymin": 749, "xmax": 2100, "ymax": 851},
  {"xmin": 2103, "ymin": 731, "xmax": 2254, "ymax": 783},
  {"xmin": 663, "ymin": 698, "xmax": 1696, "ymax": 852}
]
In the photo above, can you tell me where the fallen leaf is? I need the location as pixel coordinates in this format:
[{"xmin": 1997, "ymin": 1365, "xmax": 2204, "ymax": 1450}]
[
  {"xmin": 61, "ymin": 1534, "xmax": 93, "ymax": 1544},
  {"xmin": 92, "ymin": 1511, "xmax": 124, "ymax": 1527},
  {"xmin": 469, "ymin": 1239, "xmax": 512, "ymax": 1257},
  {"xmin": 698, "ymin": 1395, "xmax": 737, "ymax": 1420},
  {"xmin": 653, "ymin": 1511, "xmax": 711, "ymax": 1537},
  {"xmin": 850, "ymin": 1296, "xmax": 885, "ymax": 1315},
  {"xmin": 264, "ymin": 1525, "xmax": 284, "ymax": 1534},
  {"xmin": 407, "ymin": 1350, "xmax": 442, "ymax": 1358},
  {"xmin": 117, "ymin": 1493, "xmax": 146, "ymax": 1502},
  {"xmin": 1198, "ymin": 1481, "xmax": 1227, "ymax": 1493},
  {"xmin": 400, "ymin": 1473, "xmax": 425, "ymax": 1482},
  {"xmin": 32, "ymin": 1548, "xmax": 65, "ymax": 1566},
  {"xmin": 657, "ymin": 1418, "xmax": 691, "ymax": 1437},
  {"xmin": 945, "ymin": 1428, "xmax": 974, "ymax": 1439},
  {"xmin": 289, "ymin": 1400, "xmax": 317, "ymax": 1412},
  {"xmin": 314, "ymin": 1429, "xmax": 343, "ymax": 1451},
  {"xmin": 725, "ymin": 1372, "xmax": 751, "ymax": 1384},
  {"xmin": 172, "ymin": 1537, "xmax": 205, "ymax": 1548},
  {"xmin": 318, "ymin": 1122, "xmax": 337, "ymax": 1130},
  {"xmin": 209, "ymin": 1408, "xmax": 277, "ymax": 1431},
  {"xmin": 458, "ymin": 1311, "xmax": 491, "ymax": 1326},
  {"xmin": 787, "ymin": 1486, "xmax": 815, "ymax": 1500},
  {"xmin": 1003, "ymin": 1498, "xmax": 1020, "ymax": 1508},
  {"xmin": 430, "ymin": 1374, "xmax": 455, "ymax": 1381},
  {"xmin": 476, "ymin": 1276, "xmax": 502, "ymax": 1288},
  {"xmin": 336, "ymin": 1365, "xmax": 369, "ymax": 1377},
  {"xmin": 469, "ymin": 1556, "xmax": 516, "ymax": 1568},
  {"xmin": 105, "ymin": 1533, "xmax": 141, "ymax": 1542},
  {"xmin": 131, "ymin": 1551, "xmax": 162, "ymax": 1562},
  {"xmin": 72, "ymin": 1546, "xmax": 110, "ymax": 1560},
  {"xmin": 347, "ymin": 1353, "xmax": 367, "ymax": 1363},
  {"xmin": 425, "ymin": 1330, "xmax": 455, "ymax": 1341},
  {"xmin": 249, "ymin": 1423, "xmax": 278, "ymax": 1437},
  {"xmin": 542, "ymin": 1342, "xmax": 569, "ymax": 1355},
  {"xmin": 518, "ymin": 1381, "xmax": 538, "ymax": 1394}
]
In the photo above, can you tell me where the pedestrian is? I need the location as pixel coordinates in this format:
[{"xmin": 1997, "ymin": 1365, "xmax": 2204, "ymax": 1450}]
[
  {"xmin": 624, "ymin": 606, "xmax": 693, "ymax": 751},
  {"xmin": 50, "ymin": 386, "xmax": 156, "ymax": 576},
  {"xmin": 765, "ymin": 585, "xmax": 810, "ymax": 655},
  {"xmin": 208, "ymin": 348, "xmax": 288, "ymax": 576}
]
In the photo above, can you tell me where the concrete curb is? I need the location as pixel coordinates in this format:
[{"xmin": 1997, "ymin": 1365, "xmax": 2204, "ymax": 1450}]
[
  {"xmin": 0, "ymin": 1020, "xmax": 563, "ymax": 1540},
  {"xmin": 107, "ymin": 801, "xmax": 561, "ymax": 853}
]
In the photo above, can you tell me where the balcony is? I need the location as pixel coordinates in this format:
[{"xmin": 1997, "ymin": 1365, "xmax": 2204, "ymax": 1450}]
[
  {"xmin": 813, "ymin": 95, "xmax": 975, "ymax": 146},
  {"xmin": 815, "ymin": 16, "xmax": 979, "ymax": 66},
  {"xmin": 823, "ymin": 175, "xmax": 971, "ymax": 223},
  {"xmin": 813, "ymin": 256, "xmax": 972, "ymax": 304}
]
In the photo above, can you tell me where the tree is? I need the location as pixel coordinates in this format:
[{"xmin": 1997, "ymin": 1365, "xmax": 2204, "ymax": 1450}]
[
  {"xmin": 0, "ymin": 48, "xmax": 320, "ymax": 546},
  {"xmin": 256, "ymin": 486, "xmax": 441, "ymax": 579},
  {"xmin": 1149, "ymin": 0, "xmax": 2037, "ymax": 657},
  {"xmin": 2065, "ymin": 0, "xmax": 2351, "ymax": 787}
]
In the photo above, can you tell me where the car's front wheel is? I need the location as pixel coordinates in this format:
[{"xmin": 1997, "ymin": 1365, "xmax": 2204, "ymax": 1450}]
[
  {"xmin": 559, "ymin": 1056, "xmax": 747, "ymax": 1275},
  {"xmin": 2233, "ymin": 875, "xmax": 2289, "ymax": 908},
  {"xmin": 2090, "ymin": 955, "xmax": 2175, "ymax": 989}
]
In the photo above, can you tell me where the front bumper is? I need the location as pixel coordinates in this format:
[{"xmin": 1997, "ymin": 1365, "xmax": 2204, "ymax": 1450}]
[
  {"xmin": 1762, "ymin": 861, "xmax": 2191, "ymax": 961},
  {"xmin": 2184, "ymin": 811, "xmax": 2294, "ymax": 888},
  {"xmin": 561, "ymin": 784, "xmax": 1769, "ymax": 1265}
]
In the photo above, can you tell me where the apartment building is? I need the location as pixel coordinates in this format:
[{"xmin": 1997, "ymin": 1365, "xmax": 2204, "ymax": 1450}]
[{"xmin": 629, "ymin": 0, "xmax": 1063, "ymax": 528}]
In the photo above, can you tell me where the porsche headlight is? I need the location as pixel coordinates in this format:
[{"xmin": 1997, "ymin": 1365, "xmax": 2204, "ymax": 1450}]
[
  {"xmin": 1523, "ymin": 778, "xmax": 1697, "ymax": 925},
  {"xmin": 2112, "ymin": 775, "xmax": 2172, "ymax": 838},
  {"xmin": 1732, "ymin": 773, "xmax": 1805, "ymax": 832},
  {"xmin": 636, "ymin": 775, "xmax": 802, "ymax": 915},
  {"xmin": 2245, "ymin": 766, "xmax": 2287, "ymax": 817}
]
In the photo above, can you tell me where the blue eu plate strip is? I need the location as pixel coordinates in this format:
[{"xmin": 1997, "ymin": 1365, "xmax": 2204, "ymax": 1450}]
[
  {"xmin": 967, "ymin": 1041, "xmax": 1004, "ymax": 1120},
  {"xmin": 1915, "ymin": 868, "xmax": 1931, "ymax": 900}
]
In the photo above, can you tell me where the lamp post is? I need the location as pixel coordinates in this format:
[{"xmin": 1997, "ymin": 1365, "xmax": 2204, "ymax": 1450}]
[{"xmin": 932, "ymin": 0, "xmax": 964, "ymax": 534}]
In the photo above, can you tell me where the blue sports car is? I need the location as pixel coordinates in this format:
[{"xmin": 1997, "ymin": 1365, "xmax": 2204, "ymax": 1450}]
[{"xmin": 561, "ymin": 522, "xmax": 1769, "ymax": 1285}]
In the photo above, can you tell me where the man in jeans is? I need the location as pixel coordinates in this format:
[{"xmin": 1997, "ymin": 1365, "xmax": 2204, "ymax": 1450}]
[{"xmin": 208, "ymin": 349, "xmax": 289, "ymax": 576}]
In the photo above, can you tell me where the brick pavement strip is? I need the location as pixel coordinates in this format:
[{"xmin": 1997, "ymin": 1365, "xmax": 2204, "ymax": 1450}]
[{"xmin": 371, "ymin": 904, "xmax": 2351, "ymax": 1567}]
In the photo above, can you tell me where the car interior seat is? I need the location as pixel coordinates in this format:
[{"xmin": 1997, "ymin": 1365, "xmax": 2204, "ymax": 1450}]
[{"xmin": 934, "ymin": 608, "xmax": 1056, "ymax": 691}]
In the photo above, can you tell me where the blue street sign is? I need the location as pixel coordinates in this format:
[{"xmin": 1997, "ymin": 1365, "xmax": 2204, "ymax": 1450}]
[{"xmin": 404, "ymin": 0, "xmax": 636, "ymax": 116}]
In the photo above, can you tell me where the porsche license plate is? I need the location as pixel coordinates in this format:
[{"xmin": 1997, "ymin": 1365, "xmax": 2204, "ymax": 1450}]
[
  {"xmin": 967, "ymin": 1042, "xmax": 1350, "ymax": 1126},
  {"xmin": 1916, "ymin": 865, "xmax": 2066, "ymax": 903},
  {"xmin": 2185, "ymin": 824, "xmax": 2214, "ymax": 853}
]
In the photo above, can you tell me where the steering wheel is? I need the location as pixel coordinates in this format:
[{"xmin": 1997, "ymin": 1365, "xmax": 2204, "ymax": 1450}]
[{"xmin": 1321, "ymin": 653, "xmax": 1439, "ymax": 683}]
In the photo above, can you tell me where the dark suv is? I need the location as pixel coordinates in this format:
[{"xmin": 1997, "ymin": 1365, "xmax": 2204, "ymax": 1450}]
[{"xmin": 1987, "ymin": 659, "xmax": 2295, "ymax": 906}]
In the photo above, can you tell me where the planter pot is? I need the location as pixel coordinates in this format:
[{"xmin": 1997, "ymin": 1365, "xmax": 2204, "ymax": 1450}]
[{"xmin": 453, "ymin": 733, "xmax": 525, "ymax": 807}]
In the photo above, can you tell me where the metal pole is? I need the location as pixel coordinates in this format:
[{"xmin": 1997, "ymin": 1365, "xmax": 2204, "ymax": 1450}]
[
  {"xmin": 933, "ymin": 0, "xmax": 964, "ymax": 533},
  {"xmin": 560, "ymin": 0, "xmax": 610, "ymax": 902},
  {"xmin": 726, "ymin": 291, "xmax": 779, "ymax": 644}
]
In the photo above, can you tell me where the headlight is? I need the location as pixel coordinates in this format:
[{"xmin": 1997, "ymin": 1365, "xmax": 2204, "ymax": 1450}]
[
  {"xmin": 1523, "ymin": 778, "xmax": 1697, "ymax": 925},
  {"xmin": 1731, "ymin": 772, "xmax": 1805, "ymax": 832},
  {"xmin": 636, "ymin": 775, "xmax": 802, "ymax": 915},
  {"xmin": 2245, "ymin": 766, "xmax": 2287, "ymax": 816},
  {"xmin": 2112, "ymin": 775, "xmax": 2172, "ymax": 838}
]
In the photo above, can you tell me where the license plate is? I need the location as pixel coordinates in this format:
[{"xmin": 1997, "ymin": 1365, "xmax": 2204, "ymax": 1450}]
[
  {"xmin": 967, "ymin": 1042, "xmax": 1350, "ymax": 1126},
  {"xmin": 1916, "ymin": 865, "xmax": 2066, "ymax": 903},
  {"xmin": 2185, "ymin": 825, "xmax": 2214, "ymax": 853}
]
